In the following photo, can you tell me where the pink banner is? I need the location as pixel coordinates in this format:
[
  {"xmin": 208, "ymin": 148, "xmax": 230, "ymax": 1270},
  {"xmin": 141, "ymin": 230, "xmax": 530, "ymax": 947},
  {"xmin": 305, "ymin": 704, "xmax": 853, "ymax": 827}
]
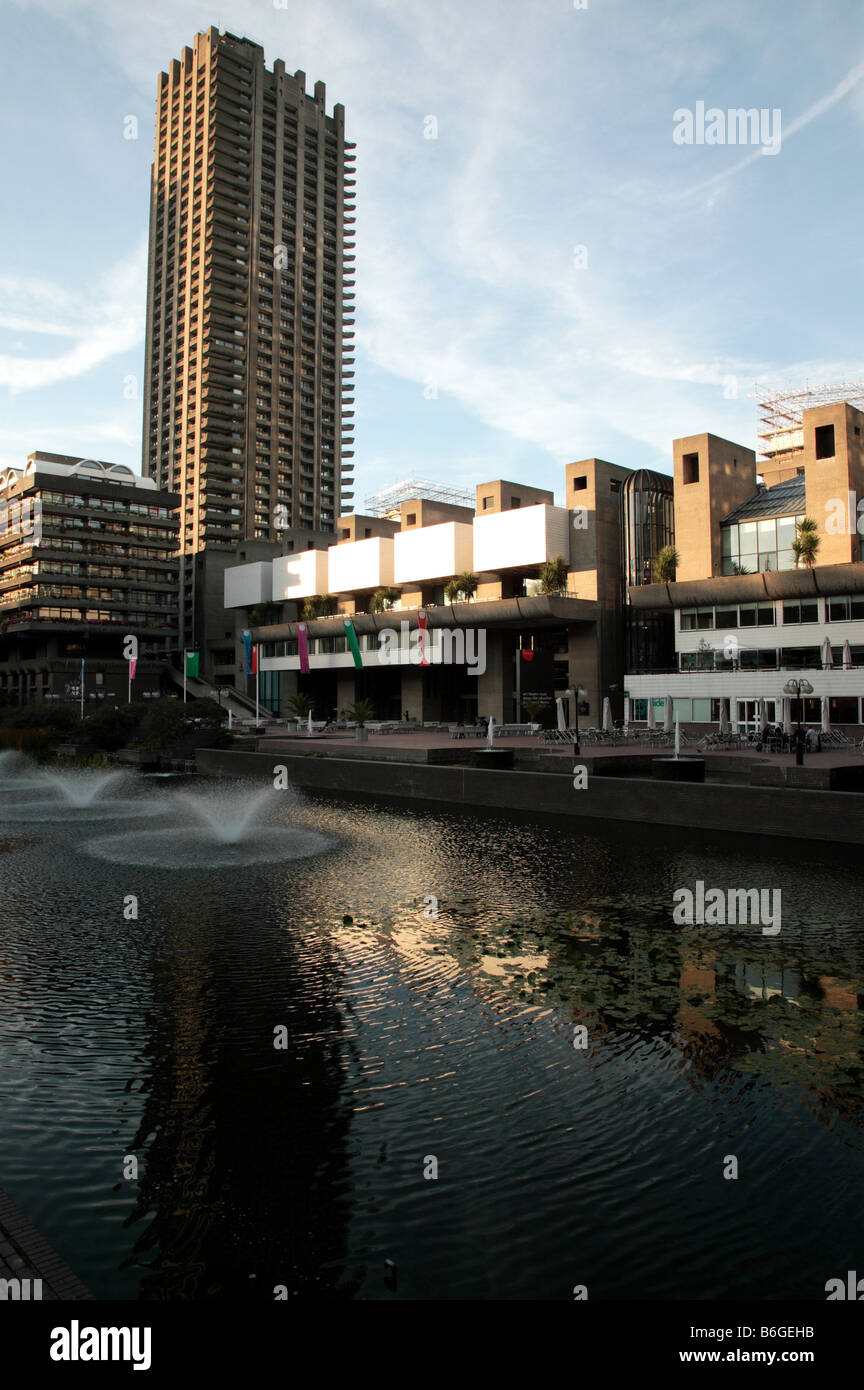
[
  {"xmin": 417, "ymin": 609, "xmax": 429, "ymax": 666},
  {"xmin": 297, "ymin": 623, "xmax": 310, "ymax": 674},
  {"xmin": 129, "ymin": 658, "xmax": 137, "ymax": 682}
]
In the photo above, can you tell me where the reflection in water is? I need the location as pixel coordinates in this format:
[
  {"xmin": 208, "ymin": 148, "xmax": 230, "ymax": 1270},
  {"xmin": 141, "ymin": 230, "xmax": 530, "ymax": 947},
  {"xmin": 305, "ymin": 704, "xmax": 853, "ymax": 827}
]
[{"xmin": 0, "ymin": 779, "xmax": 863, "ymax": 1299}]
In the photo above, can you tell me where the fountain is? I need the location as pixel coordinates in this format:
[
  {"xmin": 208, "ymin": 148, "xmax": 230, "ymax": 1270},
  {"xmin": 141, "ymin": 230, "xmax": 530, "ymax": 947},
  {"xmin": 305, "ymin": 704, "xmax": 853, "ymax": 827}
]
[
  {"xmin": 85, "ymin": 780, "xmax": 333, "ymax": 868},
  {"xmin": 652, "ymin": 712, "xmax": 705, "ymax": 782},
  {"xmin": 0, "ymin": 765, "xmax": 161, "ymax": 822},
  {"xmin": 41, "ymin": 769, "xmax": 126, "ymax": 807}
]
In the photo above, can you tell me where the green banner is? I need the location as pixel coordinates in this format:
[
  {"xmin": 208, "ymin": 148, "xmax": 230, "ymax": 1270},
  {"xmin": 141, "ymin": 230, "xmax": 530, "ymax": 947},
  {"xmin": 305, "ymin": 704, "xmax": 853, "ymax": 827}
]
[
  {"xmin": 343, "ymin": 618, "xmax": 363, "ymax": 669},
  {"xmin": 185, "ymin": 651, "xmax": 199, "ymax": 678}
]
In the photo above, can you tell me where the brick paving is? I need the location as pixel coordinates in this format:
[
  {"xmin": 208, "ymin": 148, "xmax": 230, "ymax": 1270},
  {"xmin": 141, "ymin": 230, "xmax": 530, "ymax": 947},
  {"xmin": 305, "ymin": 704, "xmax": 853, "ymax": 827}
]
[
  {"xmin": 0, "ymin": 1188, "xmax": 91, "ymax": 1300},
  {"xmin": 257, "ymin": 725, "xmax": 864, "ymax": 769}
]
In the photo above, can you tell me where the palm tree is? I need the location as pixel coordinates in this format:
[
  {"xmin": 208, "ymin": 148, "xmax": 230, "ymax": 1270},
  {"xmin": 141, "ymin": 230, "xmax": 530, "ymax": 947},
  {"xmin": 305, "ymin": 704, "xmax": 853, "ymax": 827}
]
[
  {"xmin": 792, "ymin": 517, "xmax": 820, "ymax": 570},
  {"xmin": 346, "ymin": 698, "xmax": 375, "ymax": 726},
  {"xmin": 368, "ymin": 587, "xmax": 400, "ymax": 613},
  {"xmin": 653, "ymin": 545, "xmax": 680, "ymax": 583},
  {"xmin": 538, "ymin": 556, "xmax": 568, "ymax": 596},
  {"xmin": 445, "ymin": 572, "xmax": 478, "ymax": 603},
  {"xmin": 248, "ymin": 600, "xmax": 283, "ymax": 627},
  {"xmin": 285, "ymin": 692, "xmax": 315, "ymax": 720}
]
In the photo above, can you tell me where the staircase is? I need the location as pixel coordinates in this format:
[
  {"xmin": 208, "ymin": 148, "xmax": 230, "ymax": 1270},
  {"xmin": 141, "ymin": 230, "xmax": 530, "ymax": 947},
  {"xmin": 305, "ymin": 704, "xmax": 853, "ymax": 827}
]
[{"xmin": 165, "ymin": 666, "xmax": 278, "ymax": 724}]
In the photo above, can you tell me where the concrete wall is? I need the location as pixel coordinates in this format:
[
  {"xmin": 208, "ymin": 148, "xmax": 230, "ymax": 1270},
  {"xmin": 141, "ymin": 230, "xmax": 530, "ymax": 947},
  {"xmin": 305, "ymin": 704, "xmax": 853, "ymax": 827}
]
[
  {"xmin": 673, "ymin": 433, "xmax": 757, "ymax": 581},
  {"xmin": 197, "ymin": 747, "xmax": 864, "ymax": 844}
]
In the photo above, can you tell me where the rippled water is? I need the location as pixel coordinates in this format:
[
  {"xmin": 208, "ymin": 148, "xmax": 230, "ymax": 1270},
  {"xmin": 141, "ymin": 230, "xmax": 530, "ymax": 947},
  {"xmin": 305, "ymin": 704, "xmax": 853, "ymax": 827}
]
[{"xmin": 0, "ymin": 772, "xmax": 863, "ymax": 1300}]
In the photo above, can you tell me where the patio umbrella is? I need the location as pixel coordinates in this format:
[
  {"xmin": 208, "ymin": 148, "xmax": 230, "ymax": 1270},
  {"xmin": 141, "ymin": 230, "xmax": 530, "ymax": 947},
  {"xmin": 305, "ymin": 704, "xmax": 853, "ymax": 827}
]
[
  {"xmin": 822, "ymin": 636, "xmax": 833, "ymax": 668},
  {"xmin": 487, "ymin": 715, "xmax": 495, "ymax": 748},
  {"xmin": 556, "ymin": 697, "xmax": 567, "ymax": 733},
  {"xmin": 623, "ymin": 697, "xmax": 630, "ymax": 731},
  {"xmin": 719, "ymin": 701, "xmax": 730, "ymax": 737},
  {"xmin": 821, "ymin": 695, "xmax": 831, "ymax": 734},
  {"xmin": 603, "ymin": 697, "xmax": 614, "ymax": 733},
  {"xmin": 844, "ymin": 640, "xmax": 853, "ymax": 670},
  {"xmin": 782, "ymin": 698, "xmax": 792, "ymax": 736},
  {"xmin": 307, "ymin": 710, "xmax": 313, "ymax": 735},
  {"xmin": 646, "ymin": 698, "xmax": 656, "ymax": 730},
  {"xmin": 663, "ymin": 696, "xmax": 674, "ymax": 733},
  {"xmin": 758, "ymin": 698, "xmax": 768, "ymax": 735}
]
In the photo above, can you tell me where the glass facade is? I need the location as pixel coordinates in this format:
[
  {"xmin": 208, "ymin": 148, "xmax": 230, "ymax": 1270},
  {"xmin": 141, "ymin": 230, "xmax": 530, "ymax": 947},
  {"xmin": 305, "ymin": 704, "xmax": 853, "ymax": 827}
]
[{"xmin": 721, "ymin": 513, "xmax": 804, "ymax": 575}]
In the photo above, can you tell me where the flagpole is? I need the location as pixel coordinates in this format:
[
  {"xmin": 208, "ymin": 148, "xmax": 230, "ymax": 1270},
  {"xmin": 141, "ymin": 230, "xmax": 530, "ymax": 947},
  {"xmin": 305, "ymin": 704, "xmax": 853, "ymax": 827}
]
[
  {"xmin": 80, "ymin": 660, "xmax": 85, "ymax": 722},
  {"xmin": 255, "ymin": 645, "xmax": 260, "ymax": 726},
  {"xmin": 183, "ymin": 651, "xmax": 187, "ymax": 704}
]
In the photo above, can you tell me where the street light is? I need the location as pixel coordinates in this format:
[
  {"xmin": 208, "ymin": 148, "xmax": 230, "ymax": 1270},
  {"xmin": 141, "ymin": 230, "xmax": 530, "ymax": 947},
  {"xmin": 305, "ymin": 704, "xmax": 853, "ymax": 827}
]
[
  {"xmin": 570, "ymin": 684, "xmax": 587, "ymax": 756},
  {"xmin": 783, "ymin": 677, "xmax": 813, "ymax": 765}
]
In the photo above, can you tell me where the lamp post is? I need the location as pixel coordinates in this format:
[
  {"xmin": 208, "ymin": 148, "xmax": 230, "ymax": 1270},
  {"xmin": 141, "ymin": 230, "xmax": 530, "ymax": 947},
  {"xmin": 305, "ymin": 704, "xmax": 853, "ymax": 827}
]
[
  {"xmin": 571, "ymin": 684, "xmax": 586, "ymax": 757},
  {"xmin": 783, "ymin": 677, "xmax": 813, "ymax": 765}
]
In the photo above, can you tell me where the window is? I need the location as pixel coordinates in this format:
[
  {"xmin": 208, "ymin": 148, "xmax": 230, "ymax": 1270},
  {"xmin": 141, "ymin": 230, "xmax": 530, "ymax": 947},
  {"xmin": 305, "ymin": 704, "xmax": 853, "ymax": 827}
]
[
  {"xmin": 364, "ymin": 527, "xmax": 371, "ymax": 537},
  {"xmin": 827, "ymin": 597, "xmax": 850, "ymax": 622},
  {"xmin": 682, "ymin": 452, "xmax": 699, "ymax": 484},
  {"xmin": 610, "ymin": 479, "xmax": 621, "ymax": 493},
  {"xmin": 815, "ymin": 423, "xmax": 835, "ymax": 459},
  {"xmin": 680, "ymin": 607, "xmax": 714, "ymax": 631},
  {"xmin": 482, "ymin": 495, "xmax": 494, "ymax": 509},
  {"xmin": 510, "ymin": 497, "xmax": 521, "ymax": 508},
  {"xmin": 782, "ymin": 600, "xmax": 818, "ymax": 624},
  {"xmin": 738, "ymin": 602, "xmax": 775, "ymax": 627},
  {"xmin": 830, "ymin": 696, "xmax": 860, "ymax": 724},
  {"xmin": 572, "ymin": 476, "xmax": 587, "ymax": 492},
  {"xmin": 715, "ymin": 606, "xmax": 738, "ymax": 628},
  {"xmin": 406, "ymin": 513, "xmax": 416, "ymax": 526}
]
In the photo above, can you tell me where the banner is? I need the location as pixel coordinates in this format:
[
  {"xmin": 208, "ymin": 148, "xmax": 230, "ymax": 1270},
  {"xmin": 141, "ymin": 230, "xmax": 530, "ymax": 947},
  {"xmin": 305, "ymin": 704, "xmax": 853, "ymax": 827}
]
[
  {"xmin": 185, "ymin": 651, "xmax": 199, "ymax": 679},
  {"xmin": 242, "ymin": 630, "xmax": 252, "ymax": 674},
  {"xmin": 297, "ymin": 623, "xmax": 310, "ymax": 675},
  {"xmin": 343, "ymin": 617, "xmax": 363, "ymax": 669},
  {"xmin": 417, "ymin": 609, "xmax": 429, "ymax": 667},
  {"xmin": 129, "ymin": 658, "xmax": 137, "ymax": 683}
]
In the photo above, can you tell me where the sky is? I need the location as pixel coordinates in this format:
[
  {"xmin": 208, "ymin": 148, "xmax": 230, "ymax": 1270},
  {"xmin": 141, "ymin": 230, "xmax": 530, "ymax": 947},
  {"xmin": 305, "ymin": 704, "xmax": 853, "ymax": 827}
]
[{"xmin": 2, "ymin": 0, "xmax": 864, "ymax": 507}]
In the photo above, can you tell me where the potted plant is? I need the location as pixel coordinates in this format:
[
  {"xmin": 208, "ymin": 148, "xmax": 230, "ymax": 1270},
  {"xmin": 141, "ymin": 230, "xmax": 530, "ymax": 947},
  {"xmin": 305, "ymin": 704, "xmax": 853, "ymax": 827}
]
[
  {"xmin": 285, "ymin": 692, "xmax": 315, "ymax": 732},
  {"xmin": 538, "ymin": 556, "xmax": 568, "ymax": 596},
  {"xmin": 653, "ymin": 545, "xmax": 680, "ymax": 583},
  {"xmin": 444, "ymin": 572, "xmax": 478, "ymax": 604},
  {"xmin": 346, "ymin": 697, "xmax": 375, "ymax": 742}
]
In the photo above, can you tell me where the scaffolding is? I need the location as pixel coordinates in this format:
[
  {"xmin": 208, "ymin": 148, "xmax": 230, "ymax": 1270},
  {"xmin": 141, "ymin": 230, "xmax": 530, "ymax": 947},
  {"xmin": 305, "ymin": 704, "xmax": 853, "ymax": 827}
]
[
  {"xmin": 363, "ymin": 476, "xmax": 475, "ymax": 518},
  {"xmin": 756, "ymin": 380, "xmax": 864, "ymax": 458}
]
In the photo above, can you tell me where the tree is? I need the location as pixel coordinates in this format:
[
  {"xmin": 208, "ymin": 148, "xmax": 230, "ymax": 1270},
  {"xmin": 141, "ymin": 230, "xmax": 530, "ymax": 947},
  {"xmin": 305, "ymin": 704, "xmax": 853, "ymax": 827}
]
[
  {"xmin": 445, "ymin": 573, "xmax": 478, "ymax": 603},
  {"xmin": 792, "ymin": 517, "xmax": 820, "ymax": 570},
  {"xmin": 248, "ymin": 600, "xmax": 283, "ymax": 627},
  {"xmin": 346, "ymin": 698, "xmax": 375, "ymax": 726},
  {"xmin": 186, "ymin": 697, "xmax": 228, "ymax": 727},
  {"xmin": 82, "ymin": 702, "xmax": 147, "ymax": 751},
  {"xmin": 538, "ymin": 556, "xmax": 569, "ymax": 596},
  {"xmin": 653, "ymin": 546, "xmax": 680, "ymax": 583},
  {"xmin": 5, "ymin": 699, "xmax": 77, "ymax": 733},
  {"xmin": 303, "ymin": 594, "xmax": 339, "ymax": 619},
  {"xmin": 368, "ymin": 586, "xmax": 400, "ymax": 613},
  {"xmin": 521, "ymin": 699, "xmax": 547, "ymax": 724},
  {"xmin": 285, "ymin": 692, "xmax": 315, "ymax": 719},
  {"xmin": 136, "ymin": 698, "xmax": 189, "ymax": 750}
]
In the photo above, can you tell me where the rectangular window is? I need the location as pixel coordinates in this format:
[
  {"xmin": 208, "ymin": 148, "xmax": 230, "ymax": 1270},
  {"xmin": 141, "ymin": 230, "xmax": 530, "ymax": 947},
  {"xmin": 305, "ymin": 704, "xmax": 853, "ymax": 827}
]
[
  {"xmin": 682, "ymin": 452, "xmax": 699, "ymax": 484},
  {"xmin": 572, "ymin": 475, "xmax": 587, "ymax": 491},
  {"xmin": 692, "ymin": 697, "xmax": 711, "ymax": 722},
  {"xmin": 715, "ymin": 607, "xmax": 738, "ymax": 627},
  {"xmin": 782, "ymin": 601, "xmax": 818, "ymax": 624},
  {"xmin": 828, "ymin": 597, "xmax": 850, "ymax": 621},
  {"xmin": 815, "ymin": 423, "xmax": 835, "ymax": 459}
]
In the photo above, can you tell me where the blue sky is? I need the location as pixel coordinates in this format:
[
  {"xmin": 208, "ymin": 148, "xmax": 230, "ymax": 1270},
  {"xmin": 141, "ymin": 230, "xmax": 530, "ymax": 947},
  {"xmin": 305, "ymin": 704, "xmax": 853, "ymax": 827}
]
[{"xmin": 2, "ymin": 0, "xmax": 864, "ymax": 507}]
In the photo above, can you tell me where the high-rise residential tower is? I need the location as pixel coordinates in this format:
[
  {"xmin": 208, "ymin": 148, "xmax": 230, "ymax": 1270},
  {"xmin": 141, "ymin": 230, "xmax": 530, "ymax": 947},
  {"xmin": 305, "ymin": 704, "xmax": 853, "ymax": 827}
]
[{"xmin": 142, "ymin": 27, "xmax": 355, "ymax": 648}]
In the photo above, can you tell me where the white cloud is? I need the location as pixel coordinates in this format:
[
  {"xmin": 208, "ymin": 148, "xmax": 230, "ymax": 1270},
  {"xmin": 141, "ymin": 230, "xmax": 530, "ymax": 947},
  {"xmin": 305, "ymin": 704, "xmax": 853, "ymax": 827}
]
[{"xmin": 0, "ymin": 240, "xmax": 147, "ymax": 394}]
